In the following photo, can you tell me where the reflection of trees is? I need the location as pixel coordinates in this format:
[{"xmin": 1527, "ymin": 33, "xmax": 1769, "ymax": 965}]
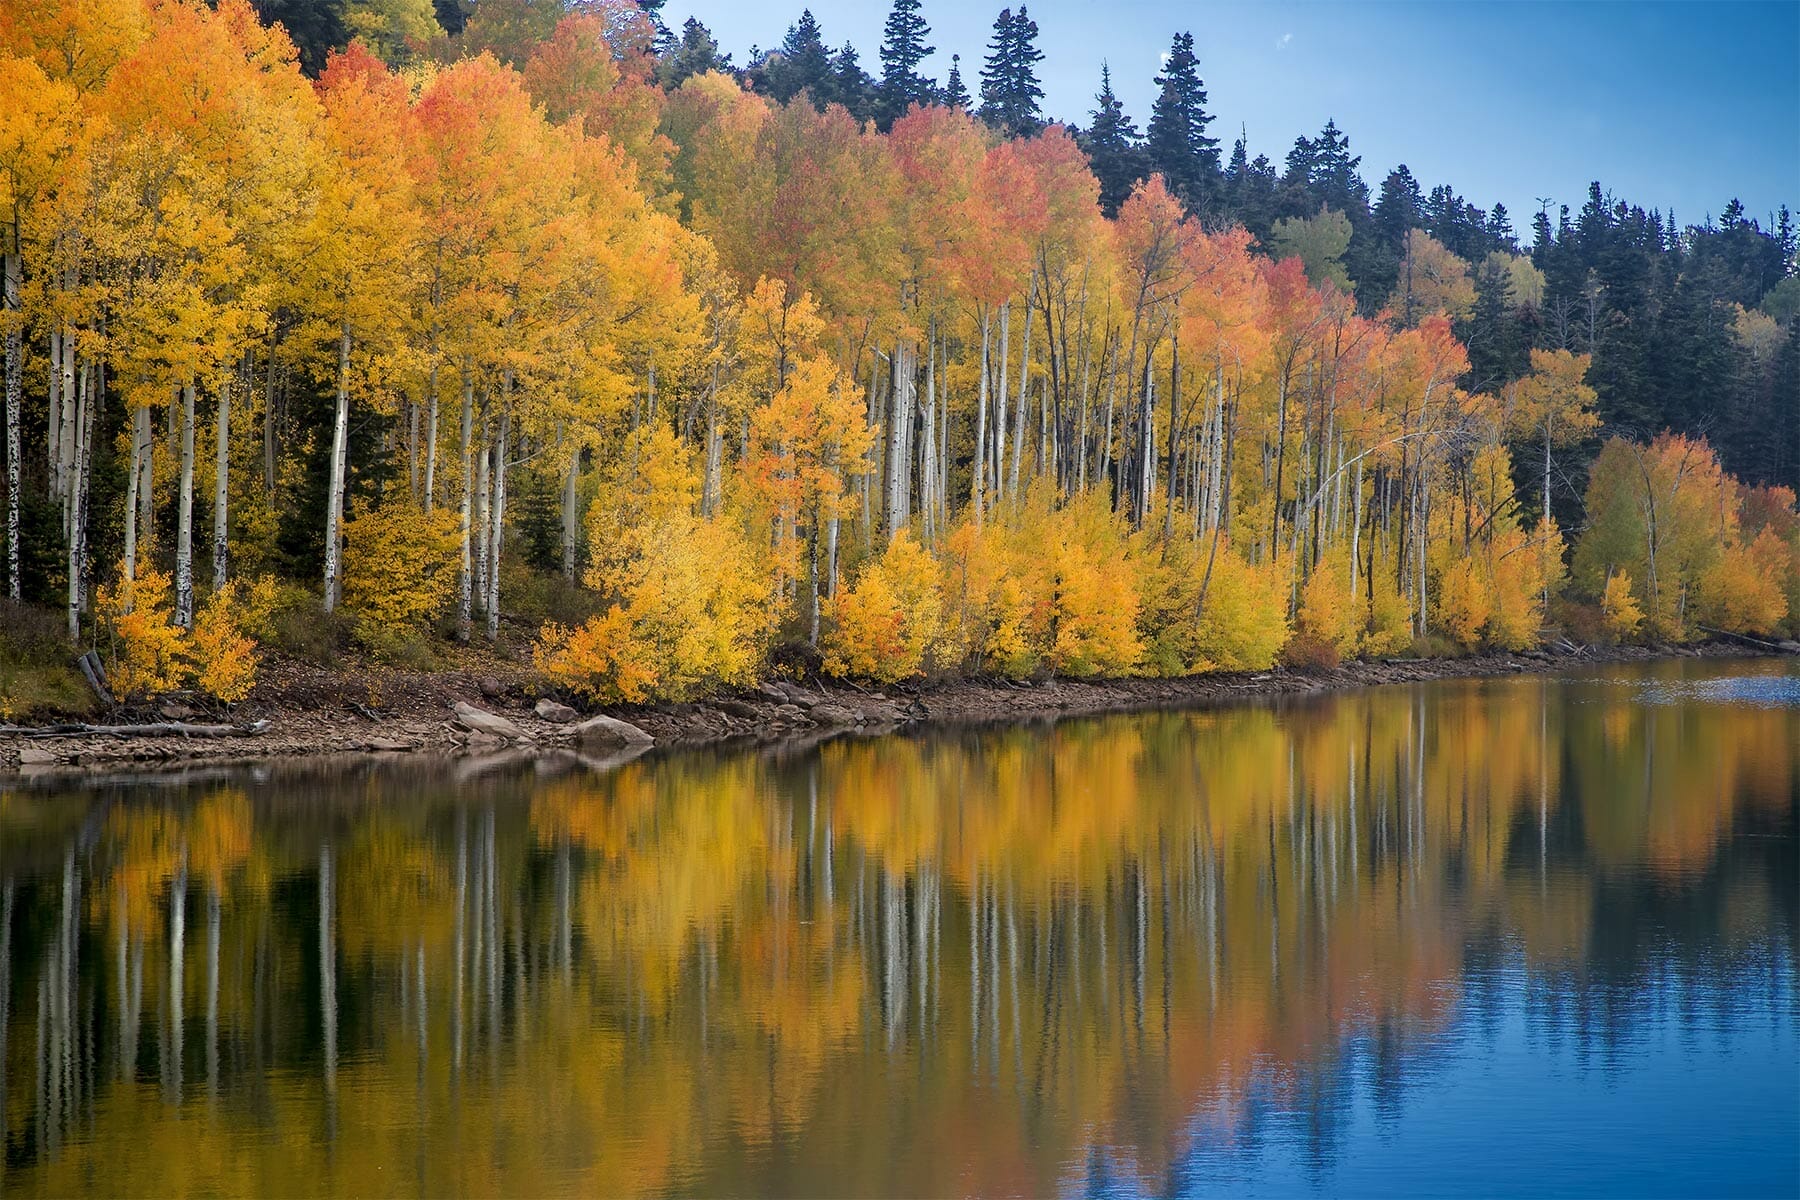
[{"xmin": 0, "ymin": 661, "xmax": 1791, "ymax": 1193}]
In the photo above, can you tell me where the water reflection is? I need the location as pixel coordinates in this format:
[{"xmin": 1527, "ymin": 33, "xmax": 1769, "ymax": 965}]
[{"xmin": 0, "ymin": 659, "xmax": 1795, "ymax": 1196}]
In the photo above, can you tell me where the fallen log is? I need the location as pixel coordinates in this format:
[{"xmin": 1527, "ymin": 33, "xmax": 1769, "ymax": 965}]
[
  {"xmin": 1, "ymin": 720, "xmax": 272, "ymax": 739},
  {"xmin": 1696, "ymin": 625, "xmax": 1783, "ymax": 652}
]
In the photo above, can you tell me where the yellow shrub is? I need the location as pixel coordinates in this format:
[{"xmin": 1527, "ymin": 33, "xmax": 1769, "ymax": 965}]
[
  {"xmin": 823, "ymin": 531, "xmax": 945, "ymax": 683},
  {"xmin": 1694, "ymin": 532, "xmax": 1789, "ymax": 635},
  {"xmin": 1435, "ymin": 557, "xmax": 1491, "ymax": 648},
  {"xmin": 185, "ymin": 580, "xmax": 273, "ymax": 703},
  {"xmin": 1297, "ymin": 550, "xmax": 1358, "ymax": 656},
  {"xmin": 538, "ymin": 514, "xmax": 772, "ymax": 702},
  {"xmin": 343, "ymin": 501, "xmax": 462, "ymax": 630},
  {"xmin": 94, "ymin": 567, "xmax": 272, "ymax": 702},
  {"xmin": 95, "ymin": 567, "xmax": 187, "ymax": 699},
  {"xmin": 1601, "ymin": 570, "xmax": 1645, "ymax": 641},
  {"xmin": 1359, "ymin": 558, "xmax": 1413, "ymax": 658}
]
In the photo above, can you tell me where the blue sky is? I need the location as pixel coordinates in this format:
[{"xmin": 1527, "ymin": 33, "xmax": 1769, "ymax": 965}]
[{"xmin": 663, "ymin": 0, "xmax": 1800, "ymax": 236}]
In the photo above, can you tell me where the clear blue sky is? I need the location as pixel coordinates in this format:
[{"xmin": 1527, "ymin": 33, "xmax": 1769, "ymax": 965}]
[{"xmin": 664, "ymin": 0, "xmax": 1800, "ymax": 235}]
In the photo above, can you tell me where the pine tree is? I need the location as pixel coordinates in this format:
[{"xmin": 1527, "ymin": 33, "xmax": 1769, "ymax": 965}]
[
  {"xmin": 662, "ymin": 17, "xmax": 731, "ymax": 89},
  {"xmin": 877, "ymin": 0, "xmax": 935, "ymax": 130},
  {"xmin": 828, "ymin": 42, "xmax": 877, "ymax": 123},
  {"xmin": 758, "ymin": 10, "xmax": 833, "ymax": 106},
  {"xmin": 1144, "ymin": 32, "xmax": 1217, "ymax": 210},
  {"xmin": 1307, "ymin": 118, "xmax": 1366, "ymax": 213},
  {"xmin": 1082, "ymin": 62, "xmax": 1144, "ymax": 218},
  {"xmin": 251, "ymin": 0, "xmax": 348, "ymax": 76},
  {"xmin": 978, "ymin": 7, "xmax": 1044, "ymax": 136},
  {"xmin": 940, "ymin": 53, "xmax": 970, "ymax": 110}
]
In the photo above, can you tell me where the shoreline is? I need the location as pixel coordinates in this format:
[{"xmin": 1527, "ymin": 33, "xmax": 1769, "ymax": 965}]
[{"xmin": 2, "ymin": 639, "xmax": 1791, "ymax": 777}]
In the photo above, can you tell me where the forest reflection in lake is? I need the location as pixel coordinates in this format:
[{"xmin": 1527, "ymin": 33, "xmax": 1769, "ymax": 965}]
[{"xmin": 0, "ymin": 658, "xmax": 1795, "ymax": 1197}]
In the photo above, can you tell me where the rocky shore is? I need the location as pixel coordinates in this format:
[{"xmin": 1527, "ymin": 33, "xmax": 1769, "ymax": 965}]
[{"xmin": 2, "ymin": 638, "xmax": 1791, "ymax": 775}]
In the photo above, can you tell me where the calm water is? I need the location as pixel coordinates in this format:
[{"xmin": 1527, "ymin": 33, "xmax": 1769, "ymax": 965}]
[{"xmin": 0, "ymin": 659, "xmax": 1795, "ymax": 1197}]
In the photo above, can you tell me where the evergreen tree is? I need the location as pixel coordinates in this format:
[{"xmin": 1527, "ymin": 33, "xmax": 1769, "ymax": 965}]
[
  {"xmin": 1082, "ymin": 62, "xmax": 1145, "ymax": 218},
  {"xmin": 877, "ymin": 0, "xmax": 936, "ymax": 130},
  {"xmin": 252, "ymin": 0, "xmax": 347, "ymax": 75},
  {"xmin": 1222, "ymin": 133, "xmax": 1277, "ymax": 240},
  {"xmin": 1373, "ymin": 165, "xmax": 1422, "ymax": 249},
  {"xmin": 978, "ymin": 7, "xmax": 1045, "ymax": 136},
  {"xmin": 1307, "ymin": 118, "xmax": 1366, "ymax": 213},
  {"xmin": 940, "ymin": 53, "xmax": 971, "ymax": 110},
  {"xmin": 757, "ymin": 10, "xmax": 833, "ymax": 106},
  {"xmin": 662, "ymin": 17, "xmax": 732, "ymax": 89},
  {"xmin": 1143, "ymin": 32, "xmax": 1218, "ymax": 210},
  {"xmin": 827, "ymin": 42, "xmax": 877, "ymax": 122},
  {"xmin": 433, "ymin": 0, "xmax": 469, "ymax": 36}
]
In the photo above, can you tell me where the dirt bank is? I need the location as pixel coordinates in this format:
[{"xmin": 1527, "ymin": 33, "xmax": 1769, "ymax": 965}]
[{"xmin": 2, "ymin": 639, "xmax": 1791, "ymax": 776}]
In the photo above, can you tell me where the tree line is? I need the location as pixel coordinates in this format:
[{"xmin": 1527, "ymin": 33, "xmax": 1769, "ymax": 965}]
[{"xmin": 1, "ymin": 0, "xmax": 1795, "ymax": 709}]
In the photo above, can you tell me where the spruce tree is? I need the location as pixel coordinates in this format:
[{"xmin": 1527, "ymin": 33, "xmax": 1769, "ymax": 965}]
[
  {"xmin": 940, "ymin": 53, "xmax": 971, "ymax": 110},
  {"xmin": 1144, "ymin": 33, "xmax": 1218, "ymax": 209},
  {"xmin": 828, "ymin": 43, "xmax": 877, "ymax": 123},
  {"xmin": 1083, "ymin": 62, "xmax": 1145, "ymax": 217},
  {"xmin": 251, "ymin": 0, "xmax": 347, "ymax": 76},
  {"xmin": 877, "ymin": 0, "xmax": 936, "ymax": 129},
  {"xmin": 662, "ymin": 18, "xmax": 731, "ymax": 89},
  {"xmin": 978, "ymin": 7, "xmax": 1045, "ymax": 136},
  {"xmin": 758, "ymin": 10, "xmax": 834, "ymax": 106}
]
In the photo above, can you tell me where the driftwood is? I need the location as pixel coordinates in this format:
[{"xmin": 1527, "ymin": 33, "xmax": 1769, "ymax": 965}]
[
  {"xmin": 75, "ymin": 650, "xmax": 115, "ymax": 708},
  {"xmin": 1696, "ymin": 625, "xmax": 1783, "ymax": 651},
  {"xmin": 1, "ymin": 719, "xmax": 272, "ymax": 740}
]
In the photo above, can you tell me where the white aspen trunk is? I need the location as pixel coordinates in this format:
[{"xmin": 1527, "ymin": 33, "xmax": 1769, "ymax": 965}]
[
  {"xmin": 137, "ymin": 401, "xmax": 155, "ymax": 562},
  {"xmin": 3, "ymin": 249, "xmax": 19, "ymax": 601},
  {"xmin": 972, "ymin": 307, "xmax": 990, "ymax": 521},
  {"xmin": 212, "ymin": 363, "xmax": 233, "ymax": 589},
  {"xmin": 485, "ymin": 402, "xmax": 507, "ymax": 641},
  {"xmin": 57, "ymin": 321, "xmax": 75, "ymax": 507},
  {"xmin": 65, "ymin": 362, "xmax": 90, "ymax": 641},
  {"xmin": 561, "ymin": 446, "xmax": 580, "ymax": 582},
  {"xmin": 885, "ymin": 339, "xmax": 912, "ymax": 540},
  {"xmin": 473, "ymin": 436, "xmax": 489, "ymax": 616},
  {"xmin": 994, "ymin": 301, "xmax": 1010, "ymax": 503},
  {"xmin": 175, "ymin": 379, "xmax": 197, "ymax": 629},
  {"xmin": 921, "ymin": 326, "xmax": 937, "ymax": 543},
  {"xmin": 424, "ymin": 362, "xmax": 440, "ymax": 512},
  {"xmin": 407, "ymin": 397, "xmax": 420, "ymax": 506},
  {"xmin": 46, "ymin": 329, "xmax": 61, "ymax": 496},
  {"xmin": 1011, "ymin": 280, "xmax": 1034, "ymax": 500},
  {"xmin": 322, "ymin": 326, "xmax": 350, "ymax": 613},
  {"xmin": 704, "ymin": 372, "xmax": 722, "ymax": 516},
  {"xmin": 457, "ymin": 372, "xmax": 474, "ymax": 639},
  {"xmin": 262, "ymin": 344, "xmax": 277, "ymax": 499},
  {"xmin": 123, "ymin": 404, "xmax": 147, "ymax": 585},
  {"xmin": 1350, "ymin": 457, "xmax": 1365, "ymax": 605},
  {"xmin": 1100, "ymin": 349, "xmax": 1118, "ymax": 494}
]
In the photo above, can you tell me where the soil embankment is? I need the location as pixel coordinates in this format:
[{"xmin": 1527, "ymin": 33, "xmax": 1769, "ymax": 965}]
[{"xmin": 2, "ymin": 640, "xmax": 1790, "ymax": 774}]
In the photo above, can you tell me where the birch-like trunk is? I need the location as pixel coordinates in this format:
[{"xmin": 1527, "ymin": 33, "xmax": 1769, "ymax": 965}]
[
  {"xmin": 65, "ymin": 362, "xmax": 91, "ymax": 641},
  {"xmin": 4, "ymin": 249, "xmax": 19, "ymax": 601},
  {"xmin": 1009, "ymin": 276, "xmax": 1035, "ymax": 500},
  {"xmin": 994, "ymin": 301, "xmax": 1010, "ymax": 503},
  {"xmin": 175, "ymin": 379, "xmax": 197, "ymax": 629},
  {"xmin": 972, "ymin": 307, "xmax": 990, "ymax": 521},
  {"xmin": 457, "ymin": 372, "xmax": 473, "ymax": 640},
  {"xmin": 123, "ymin": 404, "xmax": 150, "ymax": 585},
  {"xmin": 322, "ymin": 326, "xmax": 350, "ymax": 613},
  {"xmin": 485, "ymin": 402, "xmax": 508, "ymax": 641},
  {"xmin": 424, "ymin": 364, "xmax": 439, "ymax": 512},
  {"xmin": 212, "ymin": 360, "xmax": 234, "ymax": 589},
  {"xmin": 560, "ymin": 446, "xmax": 580, "ymax": 582},
  {"xmin": 46, "ymin": 329, "xmax": 61, "ymax": 495}
]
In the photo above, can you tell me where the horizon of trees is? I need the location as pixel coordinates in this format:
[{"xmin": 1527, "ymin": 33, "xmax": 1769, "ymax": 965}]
[{"xmin": 1, "ymin": 0, "xmax": 1796, "ymax": 710}]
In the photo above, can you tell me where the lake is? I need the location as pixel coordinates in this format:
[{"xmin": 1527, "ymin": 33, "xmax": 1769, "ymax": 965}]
[{"xmin": 1, "ymin": 658, "xmax": 1795, "ymax": 1197}]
